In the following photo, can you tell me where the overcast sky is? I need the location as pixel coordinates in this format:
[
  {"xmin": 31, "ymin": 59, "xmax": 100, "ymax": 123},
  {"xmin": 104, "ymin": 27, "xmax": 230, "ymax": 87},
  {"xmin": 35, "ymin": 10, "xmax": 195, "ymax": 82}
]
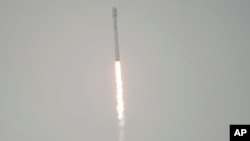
[{"xmin": 0, "ymin": 0, "xmax": 250, "ymax": 141}]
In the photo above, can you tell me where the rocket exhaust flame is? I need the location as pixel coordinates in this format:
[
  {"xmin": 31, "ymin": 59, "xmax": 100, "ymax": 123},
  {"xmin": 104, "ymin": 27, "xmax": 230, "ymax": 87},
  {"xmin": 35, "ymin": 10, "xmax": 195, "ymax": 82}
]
[
  {"xmin": 115, "ymin": 61, "xmax": 125, "ymax": 141},
  {"xmin": 115, "ymin": 61, "xmax": 125, "ymax": 126}
]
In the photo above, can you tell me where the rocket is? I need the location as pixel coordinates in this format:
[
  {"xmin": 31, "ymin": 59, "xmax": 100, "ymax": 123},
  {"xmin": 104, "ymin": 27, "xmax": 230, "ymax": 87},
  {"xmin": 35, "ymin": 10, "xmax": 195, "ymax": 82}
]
[{"xmin": 112, "ymin": 6, "xmax": 120, "ymax": 61}]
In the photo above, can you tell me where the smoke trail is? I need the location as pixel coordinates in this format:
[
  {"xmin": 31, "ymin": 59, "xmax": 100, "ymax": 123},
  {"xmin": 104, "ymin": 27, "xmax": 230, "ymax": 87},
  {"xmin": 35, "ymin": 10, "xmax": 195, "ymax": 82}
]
[{"xmin": 115, "ymin": 61, "xmax": 125, "ymax": 141}]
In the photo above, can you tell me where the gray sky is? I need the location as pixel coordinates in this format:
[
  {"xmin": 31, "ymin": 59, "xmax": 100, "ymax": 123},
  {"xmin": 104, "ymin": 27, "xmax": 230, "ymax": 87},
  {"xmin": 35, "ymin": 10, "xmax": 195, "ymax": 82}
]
[{"xmin": 0, "ymin": 0, "xmax": 250, "ymax": 141}]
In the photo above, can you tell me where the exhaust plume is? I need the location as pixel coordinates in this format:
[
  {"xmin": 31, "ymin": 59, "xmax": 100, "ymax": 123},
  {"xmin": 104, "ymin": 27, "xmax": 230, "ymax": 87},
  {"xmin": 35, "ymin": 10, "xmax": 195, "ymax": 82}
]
[{"xmin": 115, "ymin": 61, "xmax": 125, "ymax": 141}]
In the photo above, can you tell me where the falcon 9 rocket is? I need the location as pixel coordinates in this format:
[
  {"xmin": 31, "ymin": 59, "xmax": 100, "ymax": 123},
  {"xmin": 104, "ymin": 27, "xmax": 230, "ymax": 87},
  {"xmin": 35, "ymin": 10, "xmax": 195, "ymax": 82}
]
[{"xmin": 112, "ymin": 6, "xmax": 120, "ymax": 61}]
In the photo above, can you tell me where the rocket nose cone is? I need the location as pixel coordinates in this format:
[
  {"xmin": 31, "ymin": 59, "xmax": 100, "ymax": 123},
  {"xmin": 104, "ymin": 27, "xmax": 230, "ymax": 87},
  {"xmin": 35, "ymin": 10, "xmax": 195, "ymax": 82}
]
[
  {"xmin": 112, "ymin": 6, "xmax": 117, "ymax": 17},
  {"xmin": 112, "ymin": 6, "xmax": 117, "ymax": 12}
]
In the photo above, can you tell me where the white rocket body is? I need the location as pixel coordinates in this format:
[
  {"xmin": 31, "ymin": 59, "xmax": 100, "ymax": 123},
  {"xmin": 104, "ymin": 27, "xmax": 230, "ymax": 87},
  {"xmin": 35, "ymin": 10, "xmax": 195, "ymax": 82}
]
[{"xmin": 112, "ymin": 7, "xmax": 120, "ymax": 61}]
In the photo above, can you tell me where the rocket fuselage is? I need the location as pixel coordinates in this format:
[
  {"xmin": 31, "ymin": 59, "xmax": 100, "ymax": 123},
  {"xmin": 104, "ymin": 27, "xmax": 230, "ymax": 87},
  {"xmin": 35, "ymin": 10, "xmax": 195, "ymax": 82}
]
[{"xmin": 112, "ymin": 7, "xmax": 120, "ymax": 61}]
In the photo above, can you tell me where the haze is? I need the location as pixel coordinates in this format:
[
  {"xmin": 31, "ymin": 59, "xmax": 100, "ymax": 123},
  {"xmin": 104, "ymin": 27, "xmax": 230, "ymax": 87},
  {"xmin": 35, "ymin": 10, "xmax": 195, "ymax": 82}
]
[{"xmin": 0, "ymin": 0, "xmax": 250, "ymax": 141}]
